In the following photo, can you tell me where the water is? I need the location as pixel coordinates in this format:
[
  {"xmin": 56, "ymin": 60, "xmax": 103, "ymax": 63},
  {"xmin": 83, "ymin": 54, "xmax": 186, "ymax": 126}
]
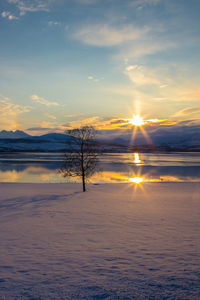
[{"xmin": 0, "ymin": 152, "xmax": 199, "ymax": 183}]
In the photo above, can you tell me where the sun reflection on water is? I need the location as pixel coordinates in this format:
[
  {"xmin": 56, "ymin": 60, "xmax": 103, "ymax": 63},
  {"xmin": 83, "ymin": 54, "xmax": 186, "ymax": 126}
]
[
  {"xmin": 129, "ymin": 177, "xmax": 143, "ymax": 184},
  {"xmin": 0, "ymin": 152, "xmax": 199, "ymax": 183},
  {"xmin": 134, "ymin": 152, "xmax": 142, "ymax": 164}
]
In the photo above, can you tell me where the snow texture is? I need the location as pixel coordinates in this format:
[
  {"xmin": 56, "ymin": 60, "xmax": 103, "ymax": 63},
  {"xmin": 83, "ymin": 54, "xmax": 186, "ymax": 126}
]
[{"xmin": 0, "ymin": 182, "xmax": 200, "ymax": 299}]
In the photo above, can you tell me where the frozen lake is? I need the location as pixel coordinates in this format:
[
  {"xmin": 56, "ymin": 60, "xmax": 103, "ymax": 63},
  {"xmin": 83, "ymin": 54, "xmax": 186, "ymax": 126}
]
[{"xmin": 0, "ymin": 152, "xmax": 199, "ymax": 183}]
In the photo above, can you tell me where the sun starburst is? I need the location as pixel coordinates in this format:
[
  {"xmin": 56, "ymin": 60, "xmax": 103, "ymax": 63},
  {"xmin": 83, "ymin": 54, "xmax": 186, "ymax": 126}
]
[{"xmin": 130, "ymin": 115, "xmax": 144, "ymax": 126}]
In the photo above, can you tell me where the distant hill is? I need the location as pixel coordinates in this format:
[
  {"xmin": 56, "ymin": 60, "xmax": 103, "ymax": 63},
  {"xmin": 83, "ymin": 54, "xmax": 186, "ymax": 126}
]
[{"xmin": 36, "ymin": 133, "xmax": 71, "ymax": 142}]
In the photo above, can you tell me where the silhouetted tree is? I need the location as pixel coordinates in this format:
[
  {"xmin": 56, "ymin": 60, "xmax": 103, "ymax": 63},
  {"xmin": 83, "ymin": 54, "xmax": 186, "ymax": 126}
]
[{"xmin": 59, "ymin": 126, "xmax": 99, "ymax": 192}]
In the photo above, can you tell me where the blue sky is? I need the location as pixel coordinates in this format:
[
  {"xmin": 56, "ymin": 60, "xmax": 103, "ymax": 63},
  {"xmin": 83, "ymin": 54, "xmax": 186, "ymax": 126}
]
[{"xmin": 0, "ymin": 0, "xmax": 200, "ymax": 134}]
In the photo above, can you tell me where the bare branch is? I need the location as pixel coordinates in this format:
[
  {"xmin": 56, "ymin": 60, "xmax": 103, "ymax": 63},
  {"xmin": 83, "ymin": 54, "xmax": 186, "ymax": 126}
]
[{"xmin": 59, "ymin": 126, "xmax": 100, "ymax": 191}]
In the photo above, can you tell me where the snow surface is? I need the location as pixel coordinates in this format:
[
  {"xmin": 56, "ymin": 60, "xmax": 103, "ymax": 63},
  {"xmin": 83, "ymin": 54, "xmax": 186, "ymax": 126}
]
[{"xmin": 0, "ymin": 182, "xmax": 200, "ymax": 299}]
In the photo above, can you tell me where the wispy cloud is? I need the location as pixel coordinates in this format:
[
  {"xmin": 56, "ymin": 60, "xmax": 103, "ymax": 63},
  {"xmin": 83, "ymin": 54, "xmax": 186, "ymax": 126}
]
[
  {"xmin": 27, "ymin": 119, "xmax": 59, "ymax": 135},
  {"xmin": 7, "ymin": 0, "xmax": 96, "ymax": 18},
  {"xmin": 39, "ymin": 120, "xmax": 55, "ymax": 129},
  {"xmin": 7, "ymin": 0, "xmax": 49, "ymax": 16},
  {"xmin": 65, "ymin": 113, "xmax": 84, "ymax": 118},
  {"xmin": 72, "ymin": 24, "xmax": 147, "ymax": 47},
  {"xmin": 62, "ymin": 116, "xmax": 100, "ymax": 129},
  {"xmin": 72, "ymin": 20, "xmax": 174, "ymax": 65},
  {"xmin": 173, "ymin": 107, "xmax": 200, "ymax": 117},
  {"xmin": 0, "ymin": 98, "xmax": 30, "ymax": 116},
  {"xmin": 32, "ymin": 94, "xmax": 59, "ymax": 106},
  {"xmin": 130, "ymin": 0, "xmax": 161, "ymax": 9},
  {"xmin": 119, "ymin": 40, "xmax": 173, "ymax": 60},
  {"xmin": 27, "ymin": 127, "xmax": 51, "ymax": 132},
  {"xmin": 1, "ymin": 11, "xmax": 18, "ymax": 20},
  {"xmin": 46, "ymin": 113, "xmax": 57, "ymax": 120},
  {"xmin": 26, "ymin": 126, "xmax": 55, "ymax": 135},
  {"xmin": 88, "ymin": 75, "xmax": 103, "ymax": 82},
  {"xmin": 125, "ymin": 65, "xmax": 160, "ymax": 86},
  {"xmin": 48, "ymin": 21, "xmax": 60, "ymax": 26}
]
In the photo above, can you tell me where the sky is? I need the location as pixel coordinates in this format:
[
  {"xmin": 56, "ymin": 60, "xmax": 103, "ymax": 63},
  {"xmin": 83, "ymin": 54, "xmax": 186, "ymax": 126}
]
[{"xmin": 0, "ymin": 0, "xmax": 200, "ymax": 135}]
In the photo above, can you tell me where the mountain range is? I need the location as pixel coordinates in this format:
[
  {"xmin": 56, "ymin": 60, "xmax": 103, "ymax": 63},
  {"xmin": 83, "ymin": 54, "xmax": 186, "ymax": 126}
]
[{"xmin": 0, "ymin": 128, "xmax": 199, "ymax": 152}]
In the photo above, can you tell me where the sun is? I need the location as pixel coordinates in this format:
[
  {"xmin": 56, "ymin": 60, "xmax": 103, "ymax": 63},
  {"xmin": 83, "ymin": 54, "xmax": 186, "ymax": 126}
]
[{"xmin": 130, "ymin": 115, "xmax": 144, "ymax": 126}]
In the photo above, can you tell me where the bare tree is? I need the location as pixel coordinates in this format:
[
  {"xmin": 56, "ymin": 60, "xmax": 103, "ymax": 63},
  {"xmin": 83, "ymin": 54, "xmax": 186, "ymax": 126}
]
[{"xmin": 59, "ymin": 126, "xmax": 99, "ymax": 192}]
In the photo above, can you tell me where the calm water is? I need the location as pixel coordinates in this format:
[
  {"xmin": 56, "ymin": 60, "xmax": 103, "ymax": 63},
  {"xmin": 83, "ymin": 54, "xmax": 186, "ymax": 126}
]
[{"xmin": 0, "ymin": 152, "xmax": 199, "ymax": 183}]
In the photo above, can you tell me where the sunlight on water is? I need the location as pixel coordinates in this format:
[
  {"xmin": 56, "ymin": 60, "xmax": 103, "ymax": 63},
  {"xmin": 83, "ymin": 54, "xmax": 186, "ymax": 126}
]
[
  {"xmin": 129, "ymin": 177, "xmax": 144, "ymax": 184},
  {"xmin": 0, "ymin": 152, "xmax": 199, "ymax": 183},
  {"xmin": 134, "ymin": 153, "xmax": 142, "ymax": 164}
]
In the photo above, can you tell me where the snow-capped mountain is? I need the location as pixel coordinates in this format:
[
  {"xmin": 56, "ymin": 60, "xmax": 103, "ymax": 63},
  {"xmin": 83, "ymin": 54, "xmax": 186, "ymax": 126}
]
[{"xmin": 0, "ymin": 130, "xmax": 30, "ymax": 139}]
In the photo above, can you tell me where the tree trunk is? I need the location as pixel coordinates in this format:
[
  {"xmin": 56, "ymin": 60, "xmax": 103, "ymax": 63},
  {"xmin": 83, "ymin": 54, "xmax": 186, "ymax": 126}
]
[
  {"xmin": 82, "ymin": 172, "xmax": 86, "ymax": 192},
  {"xmin": 81, "ymin": 153, "xmax": 86, "ymax": 192}
]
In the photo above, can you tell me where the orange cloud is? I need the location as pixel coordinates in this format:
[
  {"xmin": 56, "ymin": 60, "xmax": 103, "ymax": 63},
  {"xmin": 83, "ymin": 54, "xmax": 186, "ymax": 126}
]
[
  {"xmin": 60, "ymin": 116, "xmax": 178, "ymax": 131},
  {"xmin": 0, "ymin": 97, "xmax": 31, "ymax": 130}
]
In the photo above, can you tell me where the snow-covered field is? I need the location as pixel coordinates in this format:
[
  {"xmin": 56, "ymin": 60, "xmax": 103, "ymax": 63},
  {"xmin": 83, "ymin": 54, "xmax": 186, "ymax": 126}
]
[{"xmin": 0, "ymin": 182, "xmax": 199, "ymax": 299}]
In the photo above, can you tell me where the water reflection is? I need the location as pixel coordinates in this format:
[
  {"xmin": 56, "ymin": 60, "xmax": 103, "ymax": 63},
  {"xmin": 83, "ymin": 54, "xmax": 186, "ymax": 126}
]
[
  {"xmin": 129, "ymin": 177, "xmax": 143, "ymax": 184},
  {"xmin": 133, "ymin": 153, "xmax": 142, "ymax": 165},
  {"xmin": 0, "ymin": 152, "xmax": 199, "ymax": 183}
]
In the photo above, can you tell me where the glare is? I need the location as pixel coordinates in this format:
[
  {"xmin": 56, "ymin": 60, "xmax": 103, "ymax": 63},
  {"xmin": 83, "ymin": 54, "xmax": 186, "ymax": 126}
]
[
  {"xmin": 129, "ymin": 177, "xmax": 143, "ymax": 184},
  {"xmin": 130, "ymin": 115, "xmax": 144, "ymax": 126},
  {"xmin": 134, "ymin": 152, "xmax": 141, "ymax": 164}
]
